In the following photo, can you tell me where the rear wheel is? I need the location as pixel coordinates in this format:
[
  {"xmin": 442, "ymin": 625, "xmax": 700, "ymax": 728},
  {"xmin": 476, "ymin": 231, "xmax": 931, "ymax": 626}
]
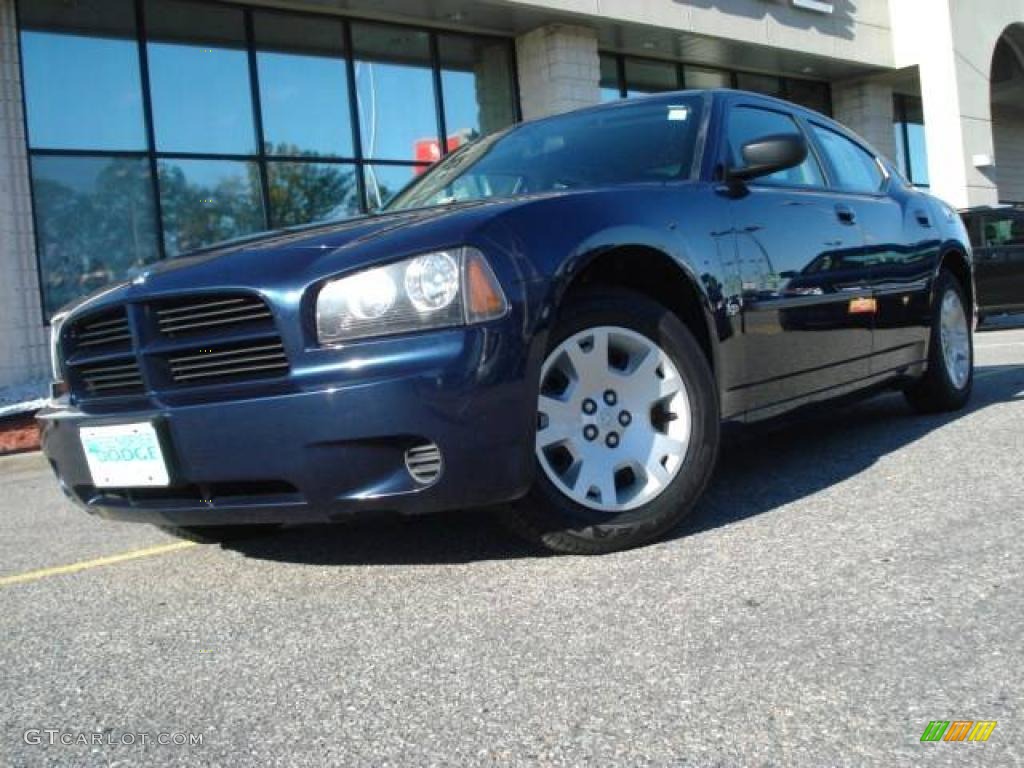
[
  {"xmin": 904, "ymin": 269, "xmax": 973, "ymax": 413},
  {"xmin": 503, "ymin": 288, "xmax": 719, "ymax": 554}
]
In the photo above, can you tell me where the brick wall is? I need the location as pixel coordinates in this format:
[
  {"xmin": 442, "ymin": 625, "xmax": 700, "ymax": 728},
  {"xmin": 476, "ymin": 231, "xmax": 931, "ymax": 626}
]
[
  {"xmin": 0, "ymin": 0, "xmax": 48, "ymax": 397},
  {"xmin": 515, "ymin": 25, "xmax": 600, "ymax": 120}
]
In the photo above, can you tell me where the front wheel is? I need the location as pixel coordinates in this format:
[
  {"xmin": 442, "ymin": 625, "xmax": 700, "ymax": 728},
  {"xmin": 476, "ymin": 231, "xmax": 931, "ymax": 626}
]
[
  {"xmin": 904, "ymin": 269, "xmax": 973, "ymax": 413},
  {"xmin": 502, "ymin": 288, "xmax": 720, "ymax": 555}
]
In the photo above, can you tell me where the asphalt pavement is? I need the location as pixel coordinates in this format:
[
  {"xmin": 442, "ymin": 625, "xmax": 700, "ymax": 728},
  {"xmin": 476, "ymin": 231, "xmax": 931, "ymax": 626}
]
[{"xmin": 2, "ymin": 327, "xmax": 1023, "ymax": 767}]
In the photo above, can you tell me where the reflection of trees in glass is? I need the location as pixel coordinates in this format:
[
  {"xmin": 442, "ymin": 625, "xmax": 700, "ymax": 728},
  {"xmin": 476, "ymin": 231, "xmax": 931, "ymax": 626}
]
[
  {"xmin": 33, "ymin": 158, "xmax": 159, "ymax": 317},
  {"xmin": 158, "ymin": 161, "xmax": 264, "ymax": 255},
  {"xmin": 159, "ymin": 146, "xmax": 361, "ymax": 254},
  {"xmin": 266, "ymin": 146, "xmax": 359, "ymax": 226}
]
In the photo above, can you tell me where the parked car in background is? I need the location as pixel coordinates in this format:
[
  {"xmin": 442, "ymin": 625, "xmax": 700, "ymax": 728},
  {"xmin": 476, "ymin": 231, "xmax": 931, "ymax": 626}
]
[
  {"xmin": 960, "ymin": 205, "xmax": 1024, "ymax": 323},
  {"xmin": 40, "ymin": 90, "xmax": 974, "ymax": 555}
]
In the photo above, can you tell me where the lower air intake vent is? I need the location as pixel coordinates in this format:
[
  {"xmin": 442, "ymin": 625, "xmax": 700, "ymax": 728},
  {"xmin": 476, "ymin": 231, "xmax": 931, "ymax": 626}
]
[
  {"xmin": 405, "ymin": 443, "xmax": 443, "ymax": 485},
  {"xmin": 77, "ymin": 359, "xmax": 145, "ymax": 396},
  {"xmin": 167, "ymin": 340, "xmax": 289, "ymax": 385}
]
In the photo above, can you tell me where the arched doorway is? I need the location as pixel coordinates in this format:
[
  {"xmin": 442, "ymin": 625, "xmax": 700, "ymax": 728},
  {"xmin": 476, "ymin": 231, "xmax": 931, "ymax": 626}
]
[{"xmin": 991, "ymin": 24, "xmax": 1024, "ymax": 205}]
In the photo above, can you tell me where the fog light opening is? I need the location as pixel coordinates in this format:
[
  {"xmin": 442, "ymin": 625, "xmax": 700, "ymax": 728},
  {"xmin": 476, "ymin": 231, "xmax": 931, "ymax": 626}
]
[{"xmin": 405, "ymin": 443, "xmax": 443, "ymax": 486}]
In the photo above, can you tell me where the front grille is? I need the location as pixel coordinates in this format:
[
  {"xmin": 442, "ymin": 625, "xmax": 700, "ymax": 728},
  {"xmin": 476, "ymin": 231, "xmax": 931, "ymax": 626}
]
[
  {"xmin": 167, "ymin": 339, "xmax": 289, "ymax": 385},
  {"xmin": 155, "ymin": 294, "xmax": 273, "ymax": 337},
  {"xmin": 63, "ymin": 293, "xmax": 289, "ymax": 401},
  {"xmin": 77, "ymin": 359, "xmax": 145, "ymax": 396}
]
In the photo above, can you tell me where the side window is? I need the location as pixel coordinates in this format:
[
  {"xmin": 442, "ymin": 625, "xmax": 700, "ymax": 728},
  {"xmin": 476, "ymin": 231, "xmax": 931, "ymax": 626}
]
[
  {"xmin": 725, "ymin": 106, "xmax": 824, "ymax": 188},
  {"xmin": 983, "ymin": 213, "xmax": 1024, "ymax": 247},
  {"xmin": 811, "ymin": 123, "xmax": 885, "ymax": 194}
]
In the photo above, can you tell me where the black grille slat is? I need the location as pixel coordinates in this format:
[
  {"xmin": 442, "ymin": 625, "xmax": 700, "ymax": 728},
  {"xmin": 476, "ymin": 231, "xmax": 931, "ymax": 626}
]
[{"xmin": 76, "ymin": 332, "xmax": 132, "ymax": 348}]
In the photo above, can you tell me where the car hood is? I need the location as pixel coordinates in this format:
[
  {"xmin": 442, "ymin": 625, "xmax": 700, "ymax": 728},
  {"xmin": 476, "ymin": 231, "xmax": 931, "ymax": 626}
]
[{"xmin": 57, "ymin": 200, "xmax": 518, "ymax": 317}]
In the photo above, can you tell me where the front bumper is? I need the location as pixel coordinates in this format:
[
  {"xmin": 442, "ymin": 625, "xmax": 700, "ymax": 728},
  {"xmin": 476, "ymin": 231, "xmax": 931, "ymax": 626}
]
[{"xmin": 39, "ymin": 326, "xmax": 536, "ymax": 526}]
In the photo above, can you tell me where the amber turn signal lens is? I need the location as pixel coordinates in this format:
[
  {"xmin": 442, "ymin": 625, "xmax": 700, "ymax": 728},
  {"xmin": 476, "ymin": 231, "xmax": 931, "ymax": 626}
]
[{"xmin": 464, "ymin": 250, "xmax": 508, "ymax": 323}]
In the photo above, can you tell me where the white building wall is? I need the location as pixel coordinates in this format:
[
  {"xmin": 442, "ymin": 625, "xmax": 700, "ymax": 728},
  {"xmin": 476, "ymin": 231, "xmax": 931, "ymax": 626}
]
[
  {"xmin": 890, "ymin": 0, "xmax": 1024, "ymax": 207},
  {"xmin": 0, "ymin": 0, "xmax": 48, "ymax": 397},
  {"xmin": 498, "ymin": 0, "xmax": 894, "ymax": 68},
  {"xmin": 993, "ymin": 106, "xmax": 1024, "ymax": 203}
]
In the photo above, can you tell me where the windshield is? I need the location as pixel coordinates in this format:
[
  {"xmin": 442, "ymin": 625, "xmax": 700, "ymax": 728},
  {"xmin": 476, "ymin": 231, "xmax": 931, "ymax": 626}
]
[{"xmin": 387, "ymin": 95, "xmax": 705, "ymax": 211}]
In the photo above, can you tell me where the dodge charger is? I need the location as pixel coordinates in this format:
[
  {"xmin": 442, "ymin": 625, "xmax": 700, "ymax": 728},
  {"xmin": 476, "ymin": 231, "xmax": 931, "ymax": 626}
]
[{"xmin": 39, "ymin": 89, "xmax": 974, "ymax": 554}]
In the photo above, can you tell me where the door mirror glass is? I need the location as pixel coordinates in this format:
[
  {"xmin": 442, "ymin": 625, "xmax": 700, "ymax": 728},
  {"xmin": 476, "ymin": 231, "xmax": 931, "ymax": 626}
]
[{"xmin": 728, "ymin": 133, "xmax": 808, "ymax": 182}]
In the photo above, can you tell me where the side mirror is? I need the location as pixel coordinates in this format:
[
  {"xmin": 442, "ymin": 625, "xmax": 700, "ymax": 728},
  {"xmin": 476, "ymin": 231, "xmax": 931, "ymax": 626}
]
[{"xmin": 726, "ymin": 134, "xmax": 808, "ymax": 183}]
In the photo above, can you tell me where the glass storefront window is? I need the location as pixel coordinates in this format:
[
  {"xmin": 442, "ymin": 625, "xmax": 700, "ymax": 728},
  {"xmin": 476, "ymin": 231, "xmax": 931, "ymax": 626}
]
[
  {"xmin": 30, "ymin": 155, "xmax": 160, "ymax": 317},
  {"xmin": 684, "ymin": 66, "xmax": 731, "ymax": 89},
  {"xmin": 624, "ymin": 58, "xmax": 680, "ymax": 97},
  {"xmin": 267, "ymin": 162, "xmax": 360, "ymax": 227},
  {"xmin": 363, "ymin": 164, "xmax": 424, "ymax": 211},
  {"xmin": 20, "ymin": 3, "xmax": 519, "ymax": 318},
  {"xmin": 352, "ymin": 23, "xmax": 437, "ymax": 162},
  {"xmin": 600, "ymin": 54, "xmax": 622, "ymax": 101},
  {"xmin": 438, "ymin": 34, "xmax": 516, "ymax": 144},
  {"xmin": 20, "ymin": 0, "xmax": 146, "ymax": 150},
  {"xmin": 146, "ymin": 0, "xmax": 256, "ymax": 154},
  {"xmin": 255, "ymin": 13, "xmax": 354, "ymax": 159},
  {"xmin": 894, "ymin": 94, "xmax": 930, "ymax": 188},
  {"xmin": 786, "ymin": 79, "xmax": 831, "ymax": 115},
  {"xmin": 157, "ymin": 159, "xmax": 265, "ymax": 255},
  {"xmin": 736, "ymin": 72, "xmax": 783, "ymax": 98}
]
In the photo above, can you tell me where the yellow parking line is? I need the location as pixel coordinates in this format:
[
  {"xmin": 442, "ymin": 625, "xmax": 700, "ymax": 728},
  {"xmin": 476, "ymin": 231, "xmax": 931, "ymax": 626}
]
[{"xmin": 0, "ymin": 541, "xmax": 197, "ymax": 588}]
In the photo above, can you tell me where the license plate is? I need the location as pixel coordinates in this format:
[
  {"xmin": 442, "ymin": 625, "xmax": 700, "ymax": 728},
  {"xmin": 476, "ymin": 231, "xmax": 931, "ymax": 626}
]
[{"xmin": 80, "ymin": 422, "xmax": 170, "ymax": 488}]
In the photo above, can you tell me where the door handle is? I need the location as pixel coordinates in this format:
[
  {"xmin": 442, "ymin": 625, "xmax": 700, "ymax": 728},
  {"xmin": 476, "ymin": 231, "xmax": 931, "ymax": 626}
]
[
  {"xmin": 835, "ymin": 205, "xmax": 857, "ymax": 225},
  {"xmin": 914, "ymin": 209, "xmax": 932, "ymax": 227}
]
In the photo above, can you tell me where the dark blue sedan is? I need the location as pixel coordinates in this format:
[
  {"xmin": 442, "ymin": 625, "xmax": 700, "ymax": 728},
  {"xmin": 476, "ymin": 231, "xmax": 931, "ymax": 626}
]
[{"xmin": 40, "ymin": 90, "xmax": 974, "ymax": 554}]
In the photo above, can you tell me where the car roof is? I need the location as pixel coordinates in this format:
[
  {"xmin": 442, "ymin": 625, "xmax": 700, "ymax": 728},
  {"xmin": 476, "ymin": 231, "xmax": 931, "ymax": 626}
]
[
  {"xmin": 532, "ymin": 88, "xmax": 884, "ymax": 160},
  {"xmin": 960, "ymin": 204, "xmax": 1023, "ymax": 214}
]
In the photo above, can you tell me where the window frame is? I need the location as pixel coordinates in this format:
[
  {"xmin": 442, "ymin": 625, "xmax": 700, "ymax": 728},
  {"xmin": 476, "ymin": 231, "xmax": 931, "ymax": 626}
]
[{"xmin": 15, "ymin": 0, "xmax": 521, "ymax": 324}]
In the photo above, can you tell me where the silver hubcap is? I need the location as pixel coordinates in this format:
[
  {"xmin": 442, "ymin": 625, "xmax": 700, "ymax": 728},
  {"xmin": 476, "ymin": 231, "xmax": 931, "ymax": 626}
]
[
  {"xmin": 940, "ymin": 289, "xmax": 971, "ymax": 390},
  {"xmin": 535, "ymin": 326, "xmax": 691, "ymax": 512}
]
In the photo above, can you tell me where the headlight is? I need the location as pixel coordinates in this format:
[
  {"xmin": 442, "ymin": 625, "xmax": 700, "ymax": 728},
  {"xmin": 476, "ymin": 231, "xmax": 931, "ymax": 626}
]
[
  {"xmin": 49, "ymin": 312, "xmax": 68, "ymax": 383},
  {"xmin": 316, "ymin": 247, "xmax": 508, "ymax": 345}
]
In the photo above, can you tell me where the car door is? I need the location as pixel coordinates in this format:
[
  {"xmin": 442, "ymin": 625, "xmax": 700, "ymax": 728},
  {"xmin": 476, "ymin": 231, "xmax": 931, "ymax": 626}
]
[
  {"xmin": 721, "ymin": 101, "xmax": 873, "ymax": 416},
  {"xmin": 806, "ymin": 121, "xmax": 935, "ymax": 375},
  {"xmin": 976, "ymin": 209, "xmax": 1024, "ymax": 313}
]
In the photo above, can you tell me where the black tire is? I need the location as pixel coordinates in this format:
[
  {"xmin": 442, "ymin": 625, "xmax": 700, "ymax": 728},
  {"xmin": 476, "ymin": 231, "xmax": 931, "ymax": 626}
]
[
  {"xmin": 157, "ymin": 524, "xmax": 279, "ymax": 543},
  {"xmin": 904, "ymin": 269, "xmax": 973, "ymax": 413},
  {"xmin": 502, "ymin": 288, "xmax": 720, "ymax": 555}
]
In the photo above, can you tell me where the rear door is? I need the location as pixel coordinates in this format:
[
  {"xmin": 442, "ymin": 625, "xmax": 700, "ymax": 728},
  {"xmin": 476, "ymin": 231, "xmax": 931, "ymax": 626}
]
[
  {"xmin": 721, "ymin": 100, "xmax": 872, "ymax": 416},
  {"xmin": 805, "ymin": 121, "xmax": 935, "ymax": 375}
]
